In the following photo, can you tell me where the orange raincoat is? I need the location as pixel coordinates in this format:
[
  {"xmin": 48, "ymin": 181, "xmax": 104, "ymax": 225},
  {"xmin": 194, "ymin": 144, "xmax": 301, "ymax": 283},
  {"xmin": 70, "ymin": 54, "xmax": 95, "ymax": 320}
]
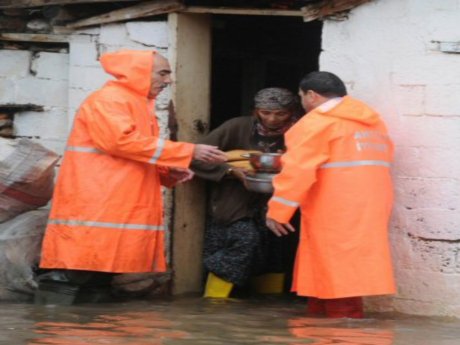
[
  {"xmin": 267, "ymin": 96, "xmax": 395, "ymax": 298},
  {"xmin": 40, "ymin": 50, "xmax": 195, "ymax": 273}
]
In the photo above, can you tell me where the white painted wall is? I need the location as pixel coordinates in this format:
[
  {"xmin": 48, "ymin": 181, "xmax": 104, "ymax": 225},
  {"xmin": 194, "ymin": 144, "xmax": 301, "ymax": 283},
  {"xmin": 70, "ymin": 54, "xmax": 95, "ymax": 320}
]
[
  {"xmin": 0, "ymin": 49, "xmax": 69, "ymax": 155},
  {"xmin": 320, "ymin": 0, "xmax": 460, "ymax": 317}
]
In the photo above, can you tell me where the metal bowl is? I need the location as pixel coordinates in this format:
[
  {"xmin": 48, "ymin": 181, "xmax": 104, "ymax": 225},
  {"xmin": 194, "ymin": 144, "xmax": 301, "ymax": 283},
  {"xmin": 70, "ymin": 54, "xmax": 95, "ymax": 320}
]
[
  {"xmin": 247, "ymin": 153, "xmax": 282, "ymax": 173},
  {"xmin": 244, "ymin": 173, "xmax": 276, "ymax": 194}
]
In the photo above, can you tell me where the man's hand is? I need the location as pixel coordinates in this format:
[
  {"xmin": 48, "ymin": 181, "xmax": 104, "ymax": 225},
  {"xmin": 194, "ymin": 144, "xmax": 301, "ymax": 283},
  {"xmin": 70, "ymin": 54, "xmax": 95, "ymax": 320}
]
[
  {"xmin": 194, "ymin": 144, "xmax": 227, "ymax": 163},
  {"xmin": 266, "ymin": 217, "xmax": 296, "ymax": 237},
  {"xmin": 169, "ymin": 168, "xmax": 194, "ymax": 184}
]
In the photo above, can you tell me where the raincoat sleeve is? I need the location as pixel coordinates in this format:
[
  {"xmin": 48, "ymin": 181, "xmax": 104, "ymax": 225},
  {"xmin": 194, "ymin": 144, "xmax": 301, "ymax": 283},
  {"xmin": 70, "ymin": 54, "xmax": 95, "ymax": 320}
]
[
  {"xmin": 85, "ymin": 99, "xmax": 195, "ymax": 168},
  {"xmin": 190, "ymin": 120, "xmax": 235, "ymax": 182},
  {"xmin": 267, "ymin": 117, "xmax": 333, "ymax": 223}
]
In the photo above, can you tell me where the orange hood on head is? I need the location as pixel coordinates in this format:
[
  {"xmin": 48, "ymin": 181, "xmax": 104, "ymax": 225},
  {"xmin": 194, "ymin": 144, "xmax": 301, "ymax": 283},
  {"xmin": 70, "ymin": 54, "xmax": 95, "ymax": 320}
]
[{"xmin": 100, "ymin": 50, "xmax": 155, "ymax": 97}]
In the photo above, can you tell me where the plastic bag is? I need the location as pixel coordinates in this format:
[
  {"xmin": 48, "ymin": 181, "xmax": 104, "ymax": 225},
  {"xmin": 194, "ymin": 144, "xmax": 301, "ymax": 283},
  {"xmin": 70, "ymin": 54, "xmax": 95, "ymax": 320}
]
[
  {"xmin": 0, "ymin": 209, "xmax": 49, "ymax": 302},
  {"xmin": 0, "ymin": 138, "xmax": 59, "ymax": 223}
]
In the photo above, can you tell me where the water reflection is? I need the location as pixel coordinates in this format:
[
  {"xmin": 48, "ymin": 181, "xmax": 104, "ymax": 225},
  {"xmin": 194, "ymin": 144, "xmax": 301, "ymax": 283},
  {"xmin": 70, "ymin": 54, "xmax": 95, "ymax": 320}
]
[
  {"xmin": 29, "ymin": 311, "xmax": 188, "ymax": 345},
  {"xmin": 0, "ymin": 298, "xmax": 456, "ymax": 345},
  {"xmin": 287, "ymin": 317, "xmax": 393, "ymax": 344}
]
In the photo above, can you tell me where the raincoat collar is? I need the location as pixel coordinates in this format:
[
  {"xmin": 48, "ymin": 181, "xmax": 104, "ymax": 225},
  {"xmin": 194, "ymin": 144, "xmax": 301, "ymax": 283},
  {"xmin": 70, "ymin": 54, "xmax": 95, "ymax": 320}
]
[{"xmin": 316, "ymin": 95, "xmax": 380, "ymax": 125}]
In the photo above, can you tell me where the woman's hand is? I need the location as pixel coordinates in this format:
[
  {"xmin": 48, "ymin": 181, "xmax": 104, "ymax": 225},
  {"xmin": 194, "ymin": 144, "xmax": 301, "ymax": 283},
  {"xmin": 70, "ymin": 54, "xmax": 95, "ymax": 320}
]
[{"xmin": 229, "ymin": 167, "xmax": 250, "ymax": 185}]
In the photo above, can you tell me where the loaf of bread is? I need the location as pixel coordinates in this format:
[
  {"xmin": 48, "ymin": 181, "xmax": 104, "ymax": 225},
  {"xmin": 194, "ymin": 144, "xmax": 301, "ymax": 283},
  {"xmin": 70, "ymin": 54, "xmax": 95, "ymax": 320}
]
[
  {"xmin": 227, "ymin": 160, "xmax": 253, "ymax": 170},
  {"xmin": 225, "ymin": 149, "xmax": 261, "ymax": 162}
]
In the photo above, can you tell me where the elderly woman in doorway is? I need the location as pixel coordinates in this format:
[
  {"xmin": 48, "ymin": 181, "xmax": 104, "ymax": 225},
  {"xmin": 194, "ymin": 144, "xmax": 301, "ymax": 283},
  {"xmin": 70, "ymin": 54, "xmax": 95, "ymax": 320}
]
[{"xmin": 191, "ymin": 87, "xmax": 302, "ymax": 298}]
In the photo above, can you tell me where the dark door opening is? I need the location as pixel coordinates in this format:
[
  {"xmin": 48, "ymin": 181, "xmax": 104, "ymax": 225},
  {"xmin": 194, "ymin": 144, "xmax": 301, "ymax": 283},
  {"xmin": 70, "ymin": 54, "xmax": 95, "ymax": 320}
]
[
  {"xmin": 210, "ymin": 15, "xmax": 322, "ymax": 129},
  {"xmin": 207, "ymin": 15, "xmax": 322, "ymax": 296}
]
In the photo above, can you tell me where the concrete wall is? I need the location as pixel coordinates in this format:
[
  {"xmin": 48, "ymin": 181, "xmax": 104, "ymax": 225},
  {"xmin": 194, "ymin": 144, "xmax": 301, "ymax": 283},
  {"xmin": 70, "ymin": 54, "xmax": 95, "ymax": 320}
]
[
  {"xmin": 0, "ymin": 49, "xmax": 69, "ymax": 155},
  {"xmin": 0, "ymin": 21, "xmax": 170, "ymax": 153},
  {"xmin": 320, "ymin": 0, "xmax": 460, "ymax": 317}
]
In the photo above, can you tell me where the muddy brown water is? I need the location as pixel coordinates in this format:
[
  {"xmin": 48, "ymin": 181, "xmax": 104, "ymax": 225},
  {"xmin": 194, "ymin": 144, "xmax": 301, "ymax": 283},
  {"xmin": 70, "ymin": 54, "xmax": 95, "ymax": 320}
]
[{"xmin": 1, "ymin": 297, "xmax": 459, "ymax": 345}]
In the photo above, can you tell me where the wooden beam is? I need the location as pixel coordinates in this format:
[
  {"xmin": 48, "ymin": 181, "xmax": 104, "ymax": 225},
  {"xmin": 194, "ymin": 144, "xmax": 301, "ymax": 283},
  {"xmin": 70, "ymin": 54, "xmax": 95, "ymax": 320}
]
[
  {"xmin": 0, "ymin": 0, "xmax": 139, "ymax": 9},
  {"xmin": 0, "ymin": 104, "xmax": 44, "ymax": 112},
  {"xmin": 169, "ymin": 13, "xmax": 211, "ymax": 295},
  {"xmin": 182, "ymin": 6, "xmax": 303, "ymax": 17},
  {"xmin": 301, "ymin": 0, "xmax": 371, "ymax": 22},
  {"xmin": 66, "ymin": 0, "xmax": 185, "ymax": 29},
  {"xmin": 0, "ymin": 32, "xmax": 69, "ymax": 43}
]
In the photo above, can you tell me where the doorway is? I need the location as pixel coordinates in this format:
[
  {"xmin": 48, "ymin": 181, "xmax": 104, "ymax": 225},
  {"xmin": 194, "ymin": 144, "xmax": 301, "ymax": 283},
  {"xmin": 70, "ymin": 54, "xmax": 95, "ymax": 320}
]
[
  {"xmin": 169, "ymin": 13, "xmax": 322, "ymax": 295},
  {"xmin": 210, "ymin": 15, "xmax": 322, "ymax": 129},
  {"xmin": 208, "ymin": 15, "xmax": 322, "ymax": 295}
]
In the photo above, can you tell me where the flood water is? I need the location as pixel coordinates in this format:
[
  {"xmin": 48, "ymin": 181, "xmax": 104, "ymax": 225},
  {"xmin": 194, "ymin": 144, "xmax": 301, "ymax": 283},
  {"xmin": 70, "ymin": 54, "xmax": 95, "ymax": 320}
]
[{"xmin": 1, "ymin": 297, "xmax": 459, "ymax": 345}]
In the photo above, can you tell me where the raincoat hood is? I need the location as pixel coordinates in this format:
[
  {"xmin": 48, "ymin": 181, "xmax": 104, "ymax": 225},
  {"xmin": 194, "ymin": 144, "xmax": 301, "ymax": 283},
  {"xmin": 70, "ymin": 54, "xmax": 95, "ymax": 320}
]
[
  {"xmin": 318, "ymin": 96, "xmax": 380, "ymax": 125},
  {"xmin": 100, "ymin": 50, "xmax": 154, "ymax": 98}
]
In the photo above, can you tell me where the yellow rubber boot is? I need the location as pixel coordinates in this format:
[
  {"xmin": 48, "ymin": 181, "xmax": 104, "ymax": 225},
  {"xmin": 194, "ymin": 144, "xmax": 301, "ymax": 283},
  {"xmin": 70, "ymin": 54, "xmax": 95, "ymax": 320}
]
[
  {"xmin": 203, "ymin": 272, "xmax": 233, "ymax": 298},
  {"xmin": 251, "ymin": 273, "xmax": 285, "ymax": 294}
]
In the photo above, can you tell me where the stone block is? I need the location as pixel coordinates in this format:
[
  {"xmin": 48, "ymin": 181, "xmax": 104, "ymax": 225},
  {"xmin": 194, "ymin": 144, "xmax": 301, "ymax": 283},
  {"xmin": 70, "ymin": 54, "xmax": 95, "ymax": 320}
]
[
  {"xmin": 69, "ymin": 39, "xmax": 99, "ymax": 67},
  {"xmin": 0, "ymin": 50, "xmax": 30, "ymax": 78},
  {"xmin": 395, "ymin": 269, "xmax": 460, "ymax": 304},
  {"xmin": 393, "ymin": 297, "xmax": 457, "ymax": 318},
  {"xmin": 14, "ymin": 107, "xmax": 68, "ymax": 139},
  {"xmin": 15, "ymin": 78, "xmax": 68, "ymax": 108},
  {"xmin": 426, "ymin": 12, "xmax": 460, "ymax": 42},
  {"xmin": 393, "ymin": 146, "xmax": 459, "ymax": 178},
  {"xmin": 68, "ymin": 87, "xmax": 91, "ymax": 112},
  {"xmin": 99, "ymin": 24, "xmax": 129, "ymax": 45},
  {"xmin": 389, "ymin": 222, "xmax": 416, "ymax": 270},
  {"xmin": 0, "ymin": 78, "xmax": 16, "ymax": 103},
  {"xmin": 395, "ymin": 116, "xmax": 460, "ymax": 148},
  {"xmin": 394, "ymin": 176, "xmax": 459, "ymax": 210},
  {"xmin": 402, "ymin": 208, "xmax": 460, "ymax": 241},
  {"xmin": 69, "ymin": 65, "xmax": 109, "ymax": 91},
  {"xmin": 32, "ymin": 138, "xmax": 67, "ymax": 157},
  {"xmin": 31, "ymin": 52, "xmax": 69, "ymax": 81},
  {"xmin": 126, "ymin": 21, "xmax": 168, "ymax": 48},
  {"xmin": 407, "ymin": 236, "xmax": 460, "ymax": 273},
  {"xmin": 67, "ymin": 106, "xmax": 78, "ymax": 129},
  {"xmin": 425, "ymin": 83, "xmax": 460, "ymax": 116},
  {"xmin": 393, "ymin": 85, "xmax": 425, "ymax": 116},
  {"xmin": 391, "ymin": 54, "xmax": 460, "ymax": 85}
]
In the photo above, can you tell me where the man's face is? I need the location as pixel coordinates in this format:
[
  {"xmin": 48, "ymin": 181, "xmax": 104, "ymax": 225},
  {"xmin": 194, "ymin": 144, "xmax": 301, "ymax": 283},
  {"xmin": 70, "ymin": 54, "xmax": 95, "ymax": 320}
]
[{"xmin": 148, "ymin": 55, "xmax": 172, "ymax": 99}]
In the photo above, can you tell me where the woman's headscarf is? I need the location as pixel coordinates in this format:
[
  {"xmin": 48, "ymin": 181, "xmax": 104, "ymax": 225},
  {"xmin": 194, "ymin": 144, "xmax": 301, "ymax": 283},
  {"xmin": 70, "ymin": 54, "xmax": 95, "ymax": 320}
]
[
  {"xmin": 252, "ymin": 87, "xmax": 301, "ymax": 152},
  {"xmin": 254, "ymin": 87, "xmax": 298, "ymax": 111}
]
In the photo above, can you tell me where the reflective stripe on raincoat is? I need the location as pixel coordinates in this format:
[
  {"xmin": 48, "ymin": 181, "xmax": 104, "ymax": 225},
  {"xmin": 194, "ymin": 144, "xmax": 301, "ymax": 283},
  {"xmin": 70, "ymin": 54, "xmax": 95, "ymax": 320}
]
[
  {"xmin": 267, "ymin": 96, "xmax": 396, "ymax": 298},
  {"xmin": 40, "ymin": 50, "xmax": 195, "ymax": 273}
]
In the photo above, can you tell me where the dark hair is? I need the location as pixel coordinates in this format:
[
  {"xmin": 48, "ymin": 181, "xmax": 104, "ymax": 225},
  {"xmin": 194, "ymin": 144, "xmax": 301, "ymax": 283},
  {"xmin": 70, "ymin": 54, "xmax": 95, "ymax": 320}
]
[{"xmin": 299, "ymin": 71, "xmax": 347, "ymax": 98}]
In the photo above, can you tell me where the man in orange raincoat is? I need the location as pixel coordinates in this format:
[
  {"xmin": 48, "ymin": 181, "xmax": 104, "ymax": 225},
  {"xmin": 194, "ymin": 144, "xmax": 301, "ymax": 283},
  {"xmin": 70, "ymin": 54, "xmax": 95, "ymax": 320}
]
[
  {"xmin": 266, "ymin": 72, "xmax": 395, "ymax": 318},
  {"xmin": 35, "ymin": 50, "xmax": 227, "ymax": 304}
]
